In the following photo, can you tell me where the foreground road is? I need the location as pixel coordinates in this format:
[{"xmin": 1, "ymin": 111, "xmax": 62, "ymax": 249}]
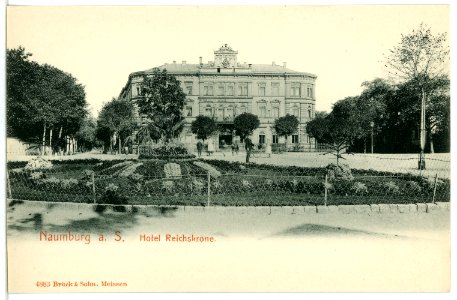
[{"xmin": 7, "ymin": 202, "xmax": 450, "ymax": 292}]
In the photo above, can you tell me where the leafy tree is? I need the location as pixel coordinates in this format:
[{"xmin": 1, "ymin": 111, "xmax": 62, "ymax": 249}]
[
  {"xmin": 6, "ymin": 47, "xmax": 87, "ymax": 154},
  {"xmin": 191, "ymin": 115, "xmax": 218, "ymax": 142},
  {"xmin": 233, "ymin": 113, "xmax": 260, "ymax": 140},
  {"xmin": 307, "ymin": 97, "xmax": 364, "ymax": 166},
  {"xmin": 354, "ymin": 79, "xmax": 390, "ymax": 152},
  {"xmin": 273, "ymin": 114, "xmax": 299, "ymax": 152},
  {"xmin": 96, "ymin": 99, "xmax": 135, "ymax": 153},
  {"xmin": 75, "ymin": 116, "xmax": 97, "ymax": 152},
  {"xmin": 137, "ymin": 68, "xmax": 187, "ymax": 142},
  {"xmin": 6, "ymin": 47, "xmax": 40, "ymax": 139},
  {"xmin": 386, "ymin": 75, "xmax": 450, "ymax": 153},
  {"xmin": 384, "ymin": 23, "xmax": 449, "ymax": 161},
  {"xmin": 305, "ymin": 111, "xmax": 328, "ymax": 144}
]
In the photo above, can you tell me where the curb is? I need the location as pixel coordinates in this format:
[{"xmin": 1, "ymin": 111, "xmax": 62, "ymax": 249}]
[{"xmin": 7, "ymin": 199, "xmax": 450, "ymax": 215}]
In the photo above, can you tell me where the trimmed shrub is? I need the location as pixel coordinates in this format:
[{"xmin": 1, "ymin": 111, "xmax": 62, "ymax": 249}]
[
  {"xmin": 100, "ymin": 184, "xmax": 128, "ymax": 205},
  {"xmin": 24, "ymin": 157, "xmax": 53, "ymax": 171},
  {"xmin": 326, "ymin": 163, "xmax": 353, "ymax": 181}
]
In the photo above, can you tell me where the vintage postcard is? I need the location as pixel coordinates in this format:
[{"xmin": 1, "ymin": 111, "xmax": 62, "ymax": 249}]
[{"xmin": 4, "ymin": 3, "xmax": 452, "ymax": 296}]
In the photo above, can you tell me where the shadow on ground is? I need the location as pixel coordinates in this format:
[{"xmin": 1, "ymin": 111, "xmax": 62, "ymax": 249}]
[
  {"xmin": 271, "ymin": 223, "xmax": 406, "ymax": 239},
  {"xmin": 7, "ymin": 205, "xmax": 179, "ymax": 235}
]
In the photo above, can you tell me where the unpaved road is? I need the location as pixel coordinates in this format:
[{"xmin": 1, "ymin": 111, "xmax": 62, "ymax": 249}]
[{"xmin": 7, "ymin": 202, "xmax": 450, "ymax": 292}]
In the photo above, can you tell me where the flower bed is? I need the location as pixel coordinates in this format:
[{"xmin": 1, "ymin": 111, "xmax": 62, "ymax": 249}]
[{"xmin": 6, "ymin": 158, "xmax": 450, "ymax": 206}]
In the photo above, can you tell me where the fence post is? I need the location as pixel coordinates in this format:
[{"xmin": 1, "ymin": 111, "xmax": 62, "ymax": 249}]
[
  {"xmin": 207, "ymin": 171, "xmax": 211, "ymax": 207},
  {"xmin": 324, "ymin": 174, "xmax": 328, "ymax": 206},
  {"xmin": 92, "ymin": 172, "xmax": 96, "ymax": 204},
  {"xmin": 6, "ymin": 170, "xmax": 12, "ymax": 199},
  {"xmin": 432, "ymin": 173, "xmax": 438, "ymax": 204}
]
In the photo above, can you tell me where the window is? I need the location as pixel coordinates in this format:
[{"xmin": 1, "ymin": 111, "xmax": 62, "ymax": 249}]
[
  {"xmin": 136, "ymin": 86, "xmax": 141, "ymax": 96},
  {"xmin": 205, "ymin": 106, "xmax": 212, "ymax": 116},
  {"xmin": 258, "ymin": 85, "xmax": 266, "ymax": 96},
  {"xmin": 185, "ymin": 106, "xmax": 192, "ymax": 117},
  {"xmin": 272, "ymin": 135, "xmax": 278, "ymax": 144},
  {"xmin": 292, "ymin": 104, "xmax": 300, "ymax": 117},
  {"xmin": 239, "ymin": 105, "xmax": 247, "ymax": 114},
  {"xmin": 217, "ymin": 107, "xmax": 224, "ymax": 120},
  {"xmin": 292, "ymin": 135, "xmax": 299, "ymax": 144},
  {"xmin": 225, "ymin": 107, "xmax": 234, "ymax": 120},
  {"xmin": 307, "ymin": 87, "xmax": 314, "ymax": 98},
  {"xmin": 204, "ymin": 85, "xmax": 213, "ymax": 96},
  {"xmin": 258, "ymin": 102, "xmax": 267, "ymax": 117},
  {"xmin": 227, "ymin": 85, "xmax": 234, "ymax": 96},
  {"xmin": 260, "ymin": 106, "xmax": 266, "ymax": 117},
  {"xmin": 308, "ymin": 107, "xmax": 312, "ymax": 118},
  {"xmin": 272, "ymin": 83, "xmax": 279, "ymax": 96},
  {"xmin": 238, "ymin": 84, "xmax": 248, "ymax": 96},
  {"xmin": 218, "ymin": 85, "xmax": 225, "ymax": 96},
  {"xmin": 271, "ymin": 100, "xmax": 279, "ymax": 118},
  {"xmin": 290, "ymin": 85, "xmax": 300, "ymax": 97},
  {"xmin": 186, "ymin": 86, "xmax": 192, "ymax": 95},
  {"xmin": 259, "ymin": 134, "xmax": 265, "ymax": 144}
]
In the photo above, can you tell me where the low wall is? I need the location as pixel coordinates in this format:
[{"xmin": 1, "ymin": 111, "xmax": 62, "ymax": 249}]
[{"xmin": 7, "ymin": 199, "xmax": 450, "ymax": 215}]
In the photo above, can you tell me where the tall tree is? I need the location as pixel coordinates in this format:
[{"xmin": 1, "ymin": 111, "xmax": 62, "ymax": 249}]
[
  {"xmin": 75, "ymin": 116, "xmax": 97, "ymax": 152},
  {"xmin": 233, "ymin": 113, "xmax": 260, "ymax": 140},
  {"xmin": 307, "ymin": 97, "xmax": 364, "ymax": 166},
  {"xmin": 96, "ymin": 99, "xmax": 136, "ymax": 154},
  {"xmin": 191, "ymin": 115, "xmax": 218, "ymax": 142},
  {"xmin": 384, "ymin": 23, "xmax": 449, "ymax": 163},
  {"xmin": 136, "ymin": 68, "xmax": 187, "ymax": 142},
  {"xmin": 6, "ymin": 47, "xmax": 87, "ymax": 154},
  {"xmin": 273, "ymin": 114, "xmax": 299, "ymax": 152},
  {"xmin": 355, "ymin": 79, "xmax": 390, "ymax": 153}
]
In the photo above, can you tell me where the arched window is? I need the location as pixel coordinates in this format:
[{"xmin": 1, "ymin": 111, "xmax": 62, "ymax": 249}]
[
  {"xmin": 271, "ymin": 100, "xmax": 280, "ymax": 118},
  {"xmin": 225, "ymin": 106, "xmax": 234, "ymax": 120},
  {"xmin": 205, "ymin": 105, "xmax": 212, "ymax": 117},
  {"xmin": 292, "ymin": 104, "xmax": 300, "ymax": 117},
  {"xmin": 258, "ymin": 100, "xmax": 267, "ymax": 117}
]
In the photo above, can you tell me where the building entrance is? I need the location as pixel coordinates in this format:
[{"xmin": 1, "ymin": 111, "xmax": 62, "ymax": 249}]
[{"xmin": 218, "ymin": 124, "xmax": 235, "ymax": 149}]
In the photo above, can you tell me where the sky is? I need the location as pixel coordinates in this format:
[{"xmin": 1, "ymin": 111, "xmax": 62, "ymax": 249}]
[{"xmin": 6, "ymin": 4, "xmax": 450, "ymax": 118}]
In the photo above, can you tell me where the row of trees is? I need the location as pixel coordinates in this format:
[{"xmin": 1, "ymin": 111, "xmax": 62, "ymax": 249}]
[
  {"xmin": 7, "ymin": 47, "xmax": 92, "ymax": 154},
  {"xmin": 306, "ymin": 23, "xmax": 449, "ymax": 162},
  {"xmin": 191, "ymin": 113, "xmax": 300, "ymax": 148}
]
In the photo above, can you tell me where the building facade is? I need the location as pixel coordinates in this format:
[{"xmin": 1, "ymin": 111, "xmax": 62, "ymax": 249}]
[{"xmin": 119, "ymin": 44, "xmax": 317, "ymax": 151}]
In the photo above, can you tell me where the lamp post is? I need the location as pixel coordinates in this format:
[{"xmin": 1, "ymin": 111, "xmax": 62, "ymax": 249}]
[
  {"xmin": 418, "ymin": 89, "xmax": 426, "ymax": 170},
  {"xmin": 370, "ymin": 121, "xmax": 374, "ymax": 154}
]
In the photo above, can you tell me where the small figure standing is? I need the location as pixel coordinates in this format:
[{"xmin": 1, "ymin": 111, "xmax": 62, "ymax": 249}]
[
  {"xmin": 231, "ymin": 141, "xmax": 238, "ymax": 156},
  {"xmin": 207, "ymin": 138, "xmax": 215, "ymax": 156},
  {"xmin": 244, "ymin": 137, "xmax": 253, "ymax": 163},
  {"xmin": 196, "ymin": 140, "xmax": 203, "ymax": 157},
  {"xmin": 265, "ymin": 138, "xmax": 272, "ymax": 158}
]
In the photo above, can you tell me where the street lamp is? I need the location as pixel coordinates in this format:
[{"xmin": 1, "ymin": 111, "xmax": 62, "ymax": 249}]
[
  {"xmin": 370, "ymin": 121, "xmax": 374, "ymax": 154},
  {"xmin": 418, "ymin": 90, "xmax": 426, "ymax": 170}
]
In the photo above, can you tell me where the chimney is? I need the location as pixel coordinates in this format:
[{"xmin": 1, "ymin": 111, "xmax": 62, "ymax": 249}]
[
  {"xmin": 272, "ymin": 61, "xmax": 275, "ymax": 66},
  {"xmin": 283, "ymin": 62, "xmax": 287, "ymax": 68},
  {"xmin": 173, "ymin": 60, "xmax": 176, "ymax": 64},
  {"xmin": 182, "ymin": 60, "xmax": 186, "ymax": 65},
  {"xmin": 199, "ymin": 56, "xmax": 202, "ymax": 65}
]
